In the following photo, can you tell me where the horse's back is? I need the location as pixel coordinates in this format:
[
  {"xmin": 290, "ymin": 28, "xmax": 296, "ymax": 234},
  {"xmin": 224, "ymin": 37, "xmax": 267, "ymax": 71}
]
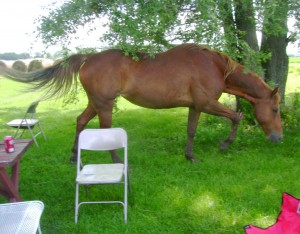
[{"xmin": 79, "ymin": 45, "xmax": 227, "ymax": 108}]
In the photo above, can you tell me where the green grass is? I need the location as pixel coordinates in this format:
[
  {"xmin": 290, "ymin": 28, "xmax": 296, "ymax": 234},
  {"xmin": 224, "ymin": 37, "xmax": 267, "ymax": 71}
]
[
  {"xmin": 0, "ymin": 60, "xmax": 300, "ymax": 233},
  {"xmin": 286, "ymin": 57, "xmax": 300, "ymax": 95}
]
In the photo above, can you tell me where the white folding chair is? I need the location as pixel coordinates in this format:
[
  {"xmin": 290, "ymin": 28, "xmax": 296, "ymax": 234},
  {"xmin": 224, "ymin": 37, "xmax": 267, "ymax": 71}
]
[
  {"xmin": 75, "ymin": 128, "xmax": 128, "ymax": 223},
  {"xmin": 0, "ymin": 201, "xmax": 44, "ymax": 234},
  {"xmin": 6, "ymin": 101, "xmax": 46, "ymax": 147}
]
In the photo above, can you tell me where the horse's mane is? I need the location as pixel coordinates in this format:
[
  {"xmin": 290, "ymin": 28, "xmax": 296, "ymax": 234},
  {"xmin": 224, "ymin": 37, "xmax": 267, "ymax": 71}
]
[
  {"xmin": 176, "ymin": 45, "xmax": 278, "ymax": 100},
  {"xmin": 224, "ymin": 57, "xmax": 239, "ymax": 79}
]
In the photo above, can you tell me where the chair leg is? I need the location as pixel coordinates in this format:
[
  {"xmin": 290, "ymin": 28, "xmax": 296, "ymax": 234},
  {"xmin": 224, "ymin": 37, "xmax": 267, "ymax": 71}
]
[
  {"xmin": 13, "ymin": 131, "xmax": 18, "ymax": 139},
  {"xmin": 37, "ymin": 224, "xmax": 42, "ymax": 234},
  {"xmin": 75, "ymin": 184, "xmax": 79, "ymax": 223},
  {"xmin": 19, "ymin": 129, "xmax": 25, "ymax": 138},
  {"xmin": 41, "ymin": 130, "xmax": 47, "ymax": 140},
  {"xmin": 28, "ymin": 127, "xmax": 39, "ymax": 147},
  {"xmin": 124, "ymin": 203, "xmax": 127, "ymax": 224},
  {"xmin": 37, "ymin": 123, "xmax": 47, "ymax": 141},
  {"xmin": 124, "ymin": 171, "xmax": 128, "ymax": 223},
  {"xmin": 13, "ymin": 128, "xmax": 25, "ymax": 139}
]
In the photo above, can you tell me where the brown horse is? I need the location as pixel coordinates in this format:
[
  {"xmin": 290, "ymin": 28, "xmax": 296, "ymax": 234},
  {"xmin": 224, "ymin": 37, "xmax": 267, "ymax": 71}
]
[{"xmin": 0, "ymin": 44, "xmax": 282, "ymax": 162}]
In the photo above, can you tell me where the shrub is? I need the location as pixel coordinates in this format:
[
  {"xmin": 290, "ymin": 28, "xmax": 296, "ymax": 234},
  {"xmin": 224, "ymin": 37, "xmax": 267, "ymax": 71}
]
[{"xmin": 280, "ymin": 92, "xmax": 300, "ymax": 127}]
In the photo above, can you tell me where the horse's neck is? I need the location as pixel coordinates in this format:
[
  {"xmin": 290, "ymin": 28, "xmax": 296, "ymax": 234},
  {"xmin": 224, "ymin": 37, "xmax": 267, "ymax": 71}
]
[{"xmin": 225, "ymin": 67, "xmax": 270, "ymax": 103}]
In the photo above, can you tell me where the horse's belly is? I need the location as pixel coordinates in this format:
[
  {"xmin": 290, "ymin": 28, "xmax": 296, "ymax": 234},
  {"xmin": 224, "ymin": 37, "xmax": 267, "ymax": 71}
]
[{"xmin": 121, "ymin": 91, "xmax": 193, "ymax": 109}]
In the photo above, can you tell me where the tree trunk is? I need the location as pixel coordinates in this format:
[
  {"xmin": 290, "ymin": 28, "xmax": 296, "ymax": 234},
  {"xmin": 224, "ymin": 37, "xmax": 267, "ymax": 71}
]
[
  {"xmin": 217, "ymin": 0, "xmax": 238, "ymax": 54},
  {"xmin": 261, "ymin": 35, "xmax": 289, "ymax": 103},
  {"xmin": 261, "ymin": 0, "xmax": 289, "ymax": 103},
  {"xmin": 233, "ymin": 0, "xmax": 259, "ymax": 51},
  {"xmin": 233, "ymin": 0, "xmax": 264, "ymax": 75}
]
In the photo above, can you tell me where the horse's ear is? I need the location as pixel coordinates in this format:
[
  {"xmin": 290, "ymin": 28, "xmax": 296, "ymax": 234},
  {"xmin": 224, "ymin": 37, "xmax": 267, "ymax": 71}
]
[{"xmin": 271, "ymin": 87, "xmax": 279, "ymax": 97}]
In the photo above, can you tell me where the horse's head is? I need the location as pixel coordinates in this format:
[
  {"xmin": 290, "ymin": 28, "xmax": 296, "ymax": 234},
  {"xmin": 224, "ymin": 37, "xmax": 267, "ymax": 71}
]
[{"xmin": 253, "ymin": 87, "xmax": 282, "ymax": 143}]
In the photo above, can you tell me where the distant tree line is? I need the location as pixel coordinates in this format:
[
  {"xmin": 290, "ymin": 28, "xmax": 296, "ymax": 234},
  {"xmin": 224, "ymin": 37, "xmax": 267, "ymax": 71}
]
[
  {"xmin": 0, "ymin": 50, "xmax": 80, "ymax": 61},
  {"xmin": 0, "ymin": 53, "xmax": 31, "ymax": 60},
  {"xmin": 0, "ymin": 52, "xmax": 49, "ymax": 60}
]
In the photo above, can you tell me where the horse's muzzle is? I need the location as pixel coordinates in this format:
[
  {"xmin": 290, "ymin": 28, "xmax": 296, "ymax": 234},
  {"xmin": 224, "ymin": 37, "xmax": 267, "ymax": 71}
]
[{"xmin": 268, "ymin": 131, "xmax": 282, "ymax": 143}]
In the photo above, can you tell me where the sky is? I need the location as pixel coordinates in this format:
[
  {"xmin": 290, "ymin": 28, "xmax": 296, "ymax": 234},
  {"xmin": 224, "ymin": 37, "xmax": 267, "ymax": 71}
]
[
  {"xmin": 0, "ymin": 1, "xmax": 298, "ymax": 55},
  {"xmin": 0, "ymin": 0, "xmax": 105, "ymax": 55},
  {"xmin": 0, "ymin": 0, "xmax": 55, "ymax": 54}
]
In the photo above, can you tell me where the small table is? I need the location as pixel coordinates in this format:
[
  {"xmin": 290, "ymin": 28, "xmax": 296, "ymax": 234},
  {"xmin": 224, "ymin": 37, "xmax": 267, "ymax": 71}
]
[{"xmin": 0, "ymin": 139, "xmax": 33, "ymax": 202}]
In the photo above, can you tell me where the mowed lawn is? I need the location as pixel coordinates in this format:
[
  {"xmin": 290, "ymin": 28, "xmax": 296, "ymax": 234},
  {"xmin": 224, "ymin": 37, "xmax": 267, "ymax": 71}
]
[{"xmin": 0, "ymin": 57, "xmax": 299, "ymax": 234}]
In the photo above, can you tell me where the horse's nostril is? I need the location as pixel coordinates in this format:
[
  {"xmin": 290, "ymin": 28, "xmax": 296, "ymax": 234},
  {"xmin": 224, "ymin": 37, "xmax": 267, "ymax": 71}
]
[
  {"xmin": 269, "ymin": 132, "xmax": 282, "ymax": 143},
  {"xmin": 274, "ymin": 137, "xmax": 281, "ymax": 143}
]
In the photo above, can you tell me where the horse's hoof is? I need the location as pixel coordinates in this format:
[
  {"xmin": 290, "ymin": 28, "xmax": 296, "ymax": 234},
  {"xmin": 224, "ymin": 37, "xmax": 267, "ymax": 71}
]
[
  {"xmin": 112, "ymin": 158, "xmax": 123, "ymax": 164},
  {"xmin": 186, "ymin": 156, "xmax": 201, "ymax": 163},
  {"xmin": 69, "ymin": 155, "xmax": 77, "ymax": 164},
  {"xmin": 219, "ymin": 141, "xmax": 229, "ymax": 151}
]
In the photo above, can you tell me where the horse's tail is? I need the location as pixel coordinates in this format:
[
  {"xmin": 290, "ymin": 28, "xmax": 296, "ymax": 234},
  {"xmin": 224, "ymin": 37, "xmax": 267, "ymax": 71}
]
[{"xmin": 0, "ymin": 54, "xmax": 90, "ymax": 100}]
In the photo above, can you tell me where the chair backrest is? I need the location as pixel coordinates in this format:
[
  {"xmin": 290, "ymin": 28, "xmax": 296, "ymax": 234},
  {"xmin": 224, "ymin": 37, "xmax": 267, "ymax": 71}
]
[
  {"xmin": 77, "ymin": 128, "xmax": 128, "ymax": 175},
  {"xmin": 0, "ymin": 201, "xmax": 44, "ymax": 234},
  {"xmin": 78, "ymin": 128, "xmax": 127, "ymax": 151},
  {"xmin": 26, "ymin": 101, "xmax": 39, "ymax": 114}
]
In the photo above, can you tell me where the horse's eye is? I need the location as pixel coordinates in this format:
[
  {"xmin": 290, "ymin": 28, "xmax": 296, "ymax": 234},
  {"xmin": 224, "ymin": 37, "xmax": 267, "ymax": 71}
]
[{"xmin": 273, "ymin": 108, "xmax": 278, "ymax": 113}]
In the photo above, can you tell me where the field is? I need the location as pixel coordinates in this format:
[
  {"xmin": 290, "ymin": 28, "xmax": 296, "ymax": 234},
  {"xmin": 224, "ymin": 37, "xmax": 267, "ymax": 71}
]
[{"xmin": 0, "ymin": 57, "xmax": 299, "ymax": 233}]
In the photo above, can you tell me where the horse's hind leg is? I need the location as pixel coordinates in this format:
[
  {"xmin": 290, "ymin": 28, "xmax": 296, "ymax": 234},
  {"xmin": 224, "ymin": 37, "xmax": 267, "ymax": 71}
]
[
  {"xmin": 185, "ymin": 108, "xmax": 200, "ymax": 163},
  {"xmin": 70, "ymin": 102, "xmax": 97, "ymax": 163},
  {"xmin": 94, "ymin": 100, "xmax": 122, "ymax": 163}
]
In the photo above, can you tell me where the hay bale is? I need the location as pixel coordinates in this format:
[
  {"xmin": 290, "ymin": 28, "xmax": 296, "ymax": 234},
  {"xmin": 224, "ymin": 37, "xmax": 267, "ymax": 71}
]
[
  {"xmin": 41, "ymin": 58, "xmax": 54, "ymax": 68},
  {"xmin": 0, "ymin": 60, "xmax": 14, "ymax": 68},
  {"xmin": 12, "ymin": 60, "xmax": 27, "ymax": 72},
  {"xmin": 28, "ymin": 59, "xmax": 43, "ymax": 71},
  {"xmin": 28, "ymin": 58, "xmax": 54, "ymax": 71},
  {"xmin": 0, "ymin": 61, "xmax": 7, "ymax": 68},
  {"xmin": 54, "ymin": 58, "xmax": 62, "ymax": 65}
]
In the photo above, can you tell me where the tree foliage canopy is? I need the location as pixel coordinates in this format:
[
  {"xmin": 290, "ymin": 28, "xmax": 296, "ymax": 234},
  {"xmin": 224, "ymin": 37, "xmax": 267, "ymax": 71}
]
[
  {"xmin": 37, "ymin": 0, "xmax": 300, "ymax": 100},
  {"xmin": 38, "ymin": 0, "xmax": 299, "ymax": 53}
]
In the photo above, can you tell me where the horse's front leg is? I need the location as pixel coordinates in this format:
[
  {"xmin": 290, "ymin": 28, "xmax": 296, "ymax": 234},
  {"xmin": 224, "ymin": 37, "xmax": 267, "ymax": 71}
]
[
  {"xmin": 203, "ymin": 100, "xmax": 242, "ymax": 151},
  {"xmin": 70, "ymin": 102, "xmax": 97, "ymax": 163},
  {"xmin": 185, "ymin": 108, "xmax": 200, "ymax": 163},
  {"xmin": 219, "ymin": 112, "xmax": 243, "ymax": 151}
]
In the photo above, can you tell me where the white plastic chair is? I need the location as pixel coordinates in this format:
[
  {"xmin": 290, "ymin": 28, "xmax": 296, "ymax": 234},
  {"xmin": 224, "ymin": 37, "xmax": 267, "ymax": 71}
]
[
  {"xmin": 6, "ymin": 101, "xmax": 46, "ymax": 147},
  {"xmin": 75, "ymin": 128, "xmax": 128, "ymax": 223},
  {"xmin": 0, "ymin": 201, "xmax": 44, "ymax": 234}
]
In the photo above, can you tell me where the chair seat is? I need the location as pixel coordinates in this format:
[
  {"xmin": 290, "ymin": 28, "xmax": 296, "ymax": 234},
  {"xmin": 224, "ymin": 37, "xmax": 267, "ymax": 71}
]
[
  {"xmin": 6, "ymin": 101, "xmax": 46, "ymax": 147},
  {"xmin": 76, "ymin": 163, "xmax": 124, "ymax": 184},
  {"xmin": 7, "ymin": 119, "xmax": 39, "ymax": 127}
]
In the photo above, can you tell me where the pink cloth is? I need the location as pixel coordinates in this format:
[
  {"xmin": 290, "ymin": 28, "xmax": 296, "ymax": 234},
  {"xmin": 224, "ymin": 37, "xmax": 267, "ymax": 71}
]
[{"xmin": 245, "ymin": 193, "xmax": 300, "ymax": 234}]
